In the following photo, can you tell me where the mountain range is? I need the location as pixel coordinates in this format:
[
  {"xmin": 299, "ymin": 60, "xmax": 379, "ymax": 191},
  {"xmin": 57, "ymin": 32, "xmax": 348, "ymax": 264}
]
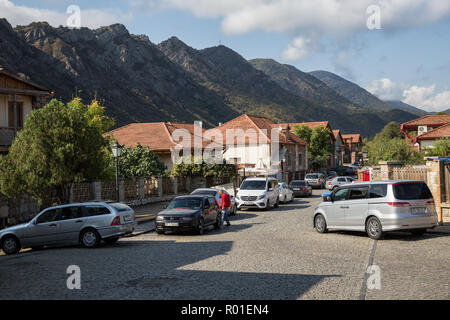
[{"xmin": 0, "ymin": 18, "xmax": 426, "ymax": 136}]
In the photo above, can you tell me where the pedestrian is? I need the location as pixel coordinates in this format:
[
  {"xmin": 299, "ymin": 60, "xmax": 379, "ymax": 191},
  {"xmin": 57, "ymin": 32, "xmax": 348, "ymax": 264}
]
[{"xmin": 219, "ymin": 189, "xmax": 231, "ymax": 227}]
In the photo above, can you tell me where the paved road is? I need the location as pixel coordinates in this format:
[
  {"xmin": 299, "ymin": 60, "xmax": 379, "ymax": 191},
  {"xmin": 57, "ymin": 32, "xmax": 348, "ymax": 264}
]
[{"xmin": 0, "ymin": 190, "xmax": 448, "ymax": 300}]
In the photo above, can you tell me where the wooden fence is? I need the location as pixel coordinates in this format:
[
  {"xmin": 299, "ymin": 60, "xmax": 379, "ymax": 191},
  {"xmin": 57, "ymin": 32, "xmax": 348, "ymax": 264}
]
[{"xmin": 391, "ymin": 166, "xmax": 427, "ymax": 181}]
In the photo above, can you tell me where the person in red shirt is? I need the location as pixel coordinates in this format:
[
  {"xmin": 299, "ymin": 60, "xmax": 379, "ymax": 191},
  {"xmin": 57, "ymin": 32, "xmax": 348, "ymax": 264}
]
[{"xmin": 219, "ymin": 189, "xmax": 231, "ymax": 227}]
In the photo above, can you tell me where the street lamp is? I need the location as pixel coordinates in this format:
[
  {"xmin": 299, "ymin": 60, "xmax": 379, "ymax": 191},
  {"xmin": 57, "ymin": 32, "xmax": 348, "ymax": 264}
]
[
  {"xmin": 111, "ymin": 140, "xmax": 124, "ymax": 202},
  {"xmin": 362, "ymin": 150, "xmax": 368, "ymax": 166}
]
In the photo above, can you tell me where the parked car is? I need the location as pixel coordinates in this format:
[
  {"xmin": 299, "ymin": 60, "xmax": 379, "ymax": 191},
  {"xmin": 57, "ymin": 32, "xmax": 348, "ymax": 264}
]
[
  {"xmin": 289, "ymin": 180, "xmax": 312, "ymax": 197},
  {"xmin": 327, "ymin": 176, "xmax": 354, "ymax": 190},
  {"xmin": 155, "ymin": 195, "xmax": 221, "ymax": 235},
  {"xmin": 305, "ymin": 173, "xmax": 326, "ymax": 189},
  {"xmin": 278, "ymin": 182, "xmax": 294, "ymax": 203},
  {"xmin": 235, "ymin": 177, "xmax": 280, "ymax": 210},
  {"xmin": 190, "ymin": 188, "xmax": 237, "ymax": 215},
  {"xmin": 313, "ymin": 180, "xmax": 438, "ymax": 240},
  {"xmin": 0, "ymin": 202, "xmax": 135, "ymax": 255},
  {"xmin": 327, "ymin": 171, "xmax": 338, "ymax": 180},
  {"xmin": 342, "ymin": 166, "xmax": 357, "ymax": 176}
]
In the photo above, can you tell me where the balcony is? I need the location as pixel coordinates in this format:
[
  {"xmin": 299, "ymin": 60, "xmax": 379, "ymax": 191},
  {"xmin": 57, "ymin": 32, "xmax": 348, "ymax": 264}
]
[{"xmin": 0, "ymin": 128, "xmax": 16, "ymax": 146}]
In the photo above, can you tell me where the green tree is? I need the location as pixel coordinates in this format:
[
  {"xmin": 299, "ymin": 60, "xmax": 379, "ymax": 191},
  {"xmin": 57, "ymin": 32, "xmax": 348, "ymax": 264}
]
[
  {"xmin": 117, "ymin": 143, "xmax": 166, "ymax": 178},
  {"xmin": 292, "ymin": 125, "xmax": 332, "ymax": 170},
  {"xmin": 172, "ymin": 157, "xmax": 237, "ymax": 178},
  {"xmin": 0, "ymin": 98, "xmax": 114, "ymax": 207},
  {"xmin": 365, "ymin": 122, "xmax": 424, "ymax": 165},
  {"xmin": 425, "ymin": 138, "xmax": 450, "ymax": 157}
]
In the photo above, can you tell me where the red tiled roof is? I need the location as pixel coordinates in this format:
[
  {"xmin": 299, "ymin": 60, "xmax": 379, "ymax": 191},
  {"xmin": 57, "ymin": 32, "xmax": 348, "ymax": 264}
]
[
  {"xmin": 402, "ymin": 114, "xmax": 450, "ymax": 129},
  {"xmin": 106, "ymin": 122, "xmax": 216, "ymax": 152},
  {"xmin": 216, "ymin": 114, "xmax": 308, "ymax": 146},
  {"xmin": 416, "ymin": 123, "xmax": 450, "ymax": 140},
  {"xmin": 332, "ymin": 130, "xmax": 342, "ymax": 140},
  {"xmin": 342, "ymin": 134, "xmax": 361, "ymax": 144}
]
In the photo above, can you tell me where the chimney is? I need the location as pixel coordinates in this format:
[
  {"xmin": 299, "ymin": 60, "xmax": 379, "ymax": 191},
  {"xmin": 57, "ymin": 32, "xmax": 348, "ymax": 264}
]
[{"xmin": 218, "ymin": 122, "xmax": 223, "ymax": 126}]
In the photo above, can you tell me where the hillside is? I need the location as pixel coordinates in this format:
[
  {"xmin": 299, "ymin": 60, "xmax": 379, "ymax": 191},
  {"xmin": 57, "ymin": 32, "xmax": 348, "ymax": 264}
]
[{"xmin": 384, "ymin": 100, "xmax": 427, "ymax": 116}]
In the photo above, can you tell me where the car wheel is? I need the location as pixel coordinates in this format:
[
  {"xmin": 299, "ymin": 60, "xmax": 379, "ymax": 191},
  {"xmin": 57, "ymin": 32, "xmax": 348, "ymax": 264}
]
[
  {"xmin": 366, "ymin": 217, "xmax": 383, "ymax": 240},
  {"xmin": 274, "ymin": 198, "xmax": 280, "ymax": 208},
  {"xmin": 314, "ymin": 214, "xmax": 328, "ymax": 233},
  {"xmin": 80, "ymin": 228, "xmax": 101, "ymax": 248},
  {"xmin": 411, "ymin": 228, "xmax": 427, "ymax": 236},
  {"xmin": 232, "ymin": 204, "xmax": 237, "ymax": 216},
  {"xmin": 197, "ymin": 218, "xmax": 205, "ymax": 235},
  {"xmin": 104, "ymin": 237, "xmax": 119, "ymax": 244},
  {"xmin": 214, "ymin": 214, "xmax": 223, "ymax": 230},
  {"xmin": 1, "ymin": 235, "xmax": 21, "ymax": 255}
]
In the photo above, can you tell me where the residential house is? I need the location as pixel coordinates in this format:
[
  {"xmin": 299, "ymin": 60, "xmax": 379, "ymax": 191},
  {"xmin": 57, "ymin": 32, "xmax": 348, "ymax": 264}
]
[
  {"xmin": 0, "ymin": 68, "xmax": 52, "ymax": 153},
  {"xmin": 332, "ymin": 130, "xmax": 345, "ymax": 168},
  {"xmin": 106, "ymin": 121, "xmax": 217, "ymax": 171},
  {"xmin": 278, "ymin": 121, "xmax": 336, "ymax": 169},
  {"xmin": 401, "ymin": 114, "xmax": 450, "ymax": 151},
  {"xmin": 216, "ymin": 114, "xmax": 309, "ymax": 182},
  {"xmin": 342, "ymin": 134, "xmax": 363, "ymax": 164}
]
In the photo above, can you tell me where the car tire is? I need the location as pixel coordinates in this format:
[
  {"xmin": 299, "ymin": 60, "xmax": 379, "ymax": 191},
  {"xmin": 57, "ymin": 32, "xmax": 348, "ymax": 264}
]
[
  {"xmin": 214, "ymin": 213, "xmax": 223, "ymax": 230},
  {"xmin": 274, "ymin": 198, "xmax": 279, "ymax": 208},
  {"xmin": 411, "ymin": 228, "xmax": 427, "ymax": 236},
  {"xmin": 104, "ymin": 236, "xmax": 119, "ymax": 244},
  {"xmin": 80, "ymin": 228, "xmax": 101, "ymax": 248},
  {"xmin": 366, "ymin": 217, "xmax": 383, "ymax": 240},
  {"xmin": 314, "ymin": 214, "xmax": 328, "ymax": 233},
  {"xmin": 1, "ymin": 235, "xmax": 21, "ymax": 255},
  {"xmin": 197, "ymin": 218, "xmax": 205, "ymax": 235},
  {"xmin": 232, "ymin": 204, "xmax": 237, "ymax": 216}
]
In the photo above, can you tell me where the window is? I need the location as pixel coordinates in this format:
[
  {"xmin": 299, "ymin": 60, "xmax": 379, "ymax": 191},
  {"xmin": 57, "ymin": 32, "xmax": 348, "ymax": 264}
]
[
  {"xmin": 333, "ymin": 188, "xmax": 349, "ymax": 201},
  {"xmin": 84, "ymin": 205, "xmax": 111, "ymax": 216},
  {"xmin": 167, "ymin": 198, "xmax": 202, "ymax": 210},
  {"xmin": 8, "ymin": 102, "xmax": 23, "ymax": 128},
  {"xmin": 369, "ymin": 184, "xmax": 387, "ymax": 198},
  {"xmin": 36, "ymin": 209, "xmax": 60, "ymax": 224},
  {"xmin": 337, "ymin": 178, "xmax": 346, "ymax": 182},
  {"xmin": 393, "ymin": 183, "xmax": 432, "ymax": 200},
  {"xmin": 349, "ymin": 187, "xmax": 369, "ymax": 200},
  {"xmin": 298, "ymin": 153, "xmax": 303, "ymax": 167},
  {"xmin": 60, "ymin": 206, "xmax": 83, "ymax": 220}
]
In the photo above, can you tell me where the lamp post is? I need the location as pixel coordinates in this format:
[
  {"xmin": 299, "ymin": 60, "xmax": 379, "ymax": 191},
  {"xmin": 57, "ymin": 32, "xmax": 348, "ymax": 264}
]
[
  {"xmin": 111, "ymin": 140, "xmax": 124, "ymax": 202},
  {"xmin": 362, "ymin": 150, "xmax": 368, "ymax": 166}
]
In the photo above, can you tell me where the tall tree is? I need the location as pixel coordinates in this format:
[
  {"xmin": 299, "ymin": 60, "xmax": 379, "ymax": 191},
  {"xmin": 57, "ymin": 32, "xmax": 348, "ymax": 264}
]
[
  {"xmin": 0, "ymin": 98, "xmax": 114, "ymax": 207},
  {"xmin": 293, "ymin": 125, "xmax": 332, "ymax": 169},
  {"xmin": 118, "ymin": 143, "xmax": 166, "ymax": 178}
]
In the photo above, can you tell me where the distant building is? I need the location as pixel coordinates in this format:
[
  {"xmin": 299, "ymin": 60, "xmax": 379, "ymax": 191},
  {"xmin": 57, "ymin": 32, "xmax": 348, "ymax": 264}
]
[
  {"xmin": 332, "ymin": 130, "xmax": 344, "ymax": 167},
  {"xmin": 0, "ymin": 68, "xmax": 52, "ymax": 153},
  {"xmin": 342, "ymin": 134, "xmax": 362, "ymax": 164},
  {"xmin": 401, "ymin": 114, "xmax": 450, "ymax": 151}
]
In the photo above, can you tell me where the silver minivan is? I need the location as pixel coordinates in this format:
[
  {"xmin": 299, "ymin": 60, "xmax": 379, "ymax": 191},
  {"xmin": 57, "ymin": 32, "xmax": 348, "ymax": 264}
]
[
  {"xmin": 313, "ymin": 180, "xmax": 438, "ymax": 239},
  {"xmin": 0, "ymin": 202, "xmax": 135, "ymax": 255}
]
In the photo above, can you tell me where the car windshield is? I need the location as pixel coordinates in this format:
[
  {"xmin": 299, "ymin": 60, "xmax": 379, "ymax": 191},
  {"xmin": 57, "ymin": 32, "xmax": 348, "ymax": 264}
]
[
  {"xmin": 167, "ymin": 198, "xmax": 202, "ymax": 209},
  {"xmin": 240, "ymin": 180, "xmax": 267, "ymax": 190},
  {"xmin": 191, "ymin": 190, "xmax": 216, "ymax": 196},
  {"xmin": 291, "ymin": 181, "xmax": 306, "ymax": 186},
  {"xmin": 393, "ymin": 183, "xmax": 432, "ymax": 200},
  {"xmin": 306, "ymin": 174, "xmax": 318, "ymax": 179}
]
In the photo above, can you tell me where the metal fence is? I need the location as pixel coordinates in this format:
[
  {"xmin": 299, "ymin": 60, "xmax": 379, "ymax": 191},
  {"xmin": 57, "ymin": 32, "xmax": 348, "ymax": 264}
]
[{"xmin": 144, "ymin": 177, "xmax": 158, "ymax": 197}]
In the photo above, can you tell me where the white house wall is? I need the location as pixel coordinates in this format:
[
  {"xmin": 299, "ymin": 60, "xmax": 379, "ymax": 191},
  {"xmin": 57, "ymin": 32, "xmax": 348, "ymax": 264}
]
[{"xmin": 224, "ymin": 144, "xmax": 271, "ymax": 167}]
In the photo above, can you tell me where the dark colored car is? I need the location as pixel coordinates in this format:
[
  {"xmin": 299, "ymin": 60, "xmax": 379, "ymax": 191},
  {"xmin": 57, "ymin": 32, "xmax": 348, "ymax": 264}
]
[
  {"xmin": 190, "ymin": 188, "xmax": 237, "ymax": 215},
  {"xmin": 155, "ymin": 195, "xmax": 222, "ymax": 235},
  {"xmin": 289, "ymin": 180, "xmax": 312, "ymax": 197}
]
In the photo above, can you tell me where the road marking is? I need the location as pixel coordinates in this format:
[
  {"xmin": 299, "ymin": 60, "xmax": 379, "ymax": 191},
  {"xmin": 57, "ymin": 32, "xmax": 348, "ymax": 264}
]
[{"xmin": 359, "ymin": 239, "xmax": 378, "ymax": 300}]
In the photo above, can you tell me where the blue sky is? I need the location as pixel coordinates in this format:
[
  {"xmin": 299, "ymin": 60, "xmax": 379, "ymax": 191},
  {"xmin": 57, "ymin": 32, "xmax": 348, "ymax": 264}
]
[{"xmin": 3, "ymin": 0, "xmax": 450, "ymax": 112}]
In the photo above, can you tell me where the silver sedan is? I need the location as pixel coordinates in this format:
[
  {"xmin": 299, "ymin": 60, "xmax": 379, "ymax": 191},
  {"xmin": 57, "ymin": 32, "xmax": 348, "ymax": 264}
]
[{"xmin": 0, "ymin": 202, "xmax": 135, "ymax": 255}]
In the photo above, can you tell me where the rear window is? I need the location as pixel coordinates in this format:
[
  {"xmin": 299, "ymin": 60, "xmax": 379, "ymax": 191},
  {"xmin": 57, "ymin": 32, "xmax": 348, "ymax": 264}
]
[
  {"xmin": 392, "ymin": 183, "xmax": 432, "ymax": 200},
  {"xmin": 306, "ymin": 174, "xmax": 318, "ymax": 179},
  {"xmin": 84, "ymin": 205, "xmax": 111, "ymax": 216},
  {"xmin": 110, "ymin": 203, "xmax": 131, "ymax": 212},
  {"xmin": 191, "ymin": 190, "xmax": 217, "ymax": 196},
  {"xmin": 290, "ymin": 181, "xmax": 306, "ymax": 186}
]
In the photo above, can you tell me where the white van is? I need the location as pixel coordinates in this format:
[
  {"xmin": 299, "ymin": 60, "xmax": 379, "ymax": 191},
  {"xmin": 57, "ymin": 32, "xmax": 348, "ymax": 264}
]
[{"xmin": 235, "ymin": 177, "xmax": 280, "ymax": 210}]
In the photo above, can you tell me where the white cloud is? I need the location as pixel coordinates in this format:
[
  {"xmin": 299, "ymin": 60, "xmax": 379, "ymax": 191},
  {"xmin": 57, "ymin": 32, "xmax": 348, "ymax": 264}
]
[
  {"xmin": 403, "ymin": 85, "xmax": 450, "ymax": 112},
  {"xmin": 367, "ymin": 78, "xmax": 450, "ymax": 112},
  {"xmin": 154, "ymin": 0, "xmax": 450, "ymax": 35},
  {"xmin": 0, "ymin": 0, "xmax": 132, "ymax": 29},
  {"xmin": 366, "ymin": 78, "xmax": 407, "ymax": 100},
  {"xmin": 281, "ymin": 37, "xmax": 311, "ymax": 61}
]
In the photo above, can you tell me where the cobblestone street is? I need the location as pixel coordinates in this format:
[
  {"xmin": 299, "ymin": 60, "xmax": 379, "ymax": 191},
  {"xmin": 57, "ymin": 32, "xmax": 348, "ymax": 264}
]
[{"xmin": 0, "ymin": 190, "xmax": 448, "ymax": 300}]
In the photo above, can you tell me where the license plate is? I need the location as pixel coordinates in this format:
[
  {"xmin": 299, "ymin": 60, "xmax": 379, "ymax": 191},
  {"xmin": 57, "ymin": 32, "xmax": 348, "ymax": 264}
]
[
  {"xmin": 244, "ymin": 202, "xmax": 253, "ymax": 205},
  {"xmin": 411, "ymin": 208, "xmax": 427, "ymax": 215},
  {"xmin": 123, "ymin": 215, "xmax": 132, "ymax": 222},
  {"xmin": 165, "ymin": 222, "xmax": 179, "ymax": 227},
  {"xmin": 293, "ymin": 188, "xmax": 300, "ymax": 191}
]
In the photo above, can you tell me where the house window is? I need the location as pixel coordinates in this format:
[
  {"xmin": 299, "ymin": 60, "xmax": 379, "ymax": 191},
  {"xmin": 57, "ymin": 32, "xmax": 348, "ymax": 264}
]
[
  {"xmin": 286, "ymin": 152, "xmax": 292, "ymax": 168},
  {"xmin": 298, "ymin": 153, "xmax": 303, "ymax": 168},
  {"xmin": 8, "ymin": 102, "xmax": 23, "ymax": 129}
]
